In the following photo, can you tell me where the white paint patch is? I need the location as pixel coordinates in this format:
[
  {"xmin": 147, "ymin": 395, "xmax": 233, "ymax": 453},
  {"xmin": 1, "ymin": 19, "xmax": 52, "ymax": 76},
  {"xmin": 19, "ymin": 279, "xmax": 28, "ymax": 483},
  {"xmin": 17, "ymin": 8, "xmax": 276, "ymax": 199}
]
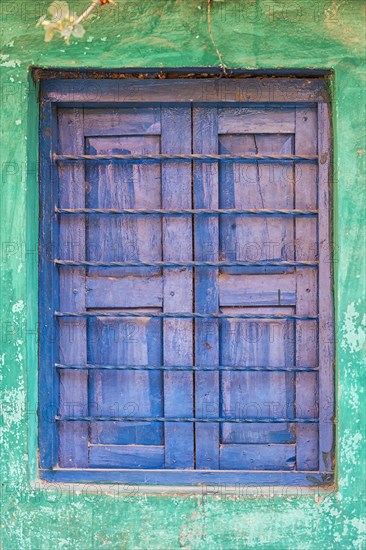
[
  {"xmin": 2, "ymin": 379, "xmax": 25, "ymax": 426},
  {"xmin": 12, "ymin": 300, "xmax": 25, "ymax": 313},
  {"xmin": 15, "ymin": 119, "xmax": 21, "ymax": 126},
  {"xmin": 101, "ymin": 37, "xmax": 107, "ymax": 41},
  {"xmin": 350, "ymin": 517, "xmax": 366, "ymax": 548},
  {"xmin": 341, "ymin": 517, "xmax": 366, "ymax": 549},
  {"xmin": 0, "ymin": 54, "xmax": 21, "ymax": 67},
  {"xmin": 0, "ymin": 355, "xmax": 3, "ymax": 381},
  {"xmin": 341, "ymin": 429, "xmax": 363, "ymax": 465},
  {"xmin": 342, "ymin": 302, "xmax": 366, "ymax": 354},
  {"xmin": 347, "ymin": 384, "xmax": 360, "ymax": 411}
]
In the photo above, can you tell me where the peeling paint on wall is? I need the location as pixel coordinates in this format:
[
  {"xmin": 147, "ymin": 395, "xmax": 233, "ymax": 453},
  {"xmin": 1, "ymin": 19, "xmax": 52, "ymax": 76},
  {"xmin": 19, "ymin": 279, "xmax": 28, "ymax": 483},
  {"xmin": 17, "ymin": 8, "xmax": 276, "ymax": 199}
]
[
  {"xmin": 342, "ymin": 302, "xmax": 366, "ymax": 354},
  {"xmin": 0, "ymin": 0, "xmax": 365, "ymax": 548}
]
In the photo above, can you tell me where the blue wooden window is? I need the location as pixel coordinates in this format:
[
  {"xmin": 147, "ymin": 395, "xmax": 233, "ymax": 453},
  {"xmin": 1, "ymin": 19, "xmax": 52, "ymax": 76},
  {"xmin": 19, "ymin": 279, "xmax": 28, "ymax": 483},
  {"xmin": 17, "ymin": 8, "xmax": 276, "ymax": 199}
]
[{"xmin": 39, "ymin": 77, "xmax": 334, "ymax": 485}]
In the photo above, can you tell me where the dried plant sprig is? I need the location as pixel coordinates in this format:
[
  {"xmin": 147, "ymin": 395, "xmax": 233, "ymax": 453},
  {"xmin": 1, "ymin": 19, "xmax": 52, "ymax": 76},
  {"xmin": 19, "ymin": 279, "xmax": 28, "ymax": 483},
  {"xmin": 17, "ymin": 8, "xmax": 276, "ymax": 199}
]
[{"xmin": 36, "ymin": 0, "xmax": 116, "ymax": 45}]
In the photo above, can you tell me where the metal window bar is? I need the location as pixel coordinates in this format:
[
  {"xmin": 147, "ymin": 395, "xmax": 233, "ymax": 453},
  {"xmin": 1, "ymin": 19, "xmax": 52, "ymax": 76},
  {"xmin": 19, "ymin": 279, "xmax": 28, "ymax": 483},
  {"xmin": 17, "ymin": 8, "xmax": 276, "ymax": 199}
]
[
  {"xmin": 55, "ymin": 416, "xmax": 319, "ymax": 424},
  {"xmin": 55, "ymin": 363, "xmax": 319, "ymax": 372},
  {"xmin": 55, "ymin": 311, "xmax": 318, "ymax": 320},
  {"xmin": 53, "ymin": 153, "xmax": 318, "ymax": 163},
  {"xmin": 53, "ymin": 153, "xmax": 322, "ymax": 431},
  {"xmin": 54, "ymin": 260, "xmax": 318, "ymax": 268},
  {"xmin": 55, "ymin": 207, "xmax": 318, "ymax": 217}
]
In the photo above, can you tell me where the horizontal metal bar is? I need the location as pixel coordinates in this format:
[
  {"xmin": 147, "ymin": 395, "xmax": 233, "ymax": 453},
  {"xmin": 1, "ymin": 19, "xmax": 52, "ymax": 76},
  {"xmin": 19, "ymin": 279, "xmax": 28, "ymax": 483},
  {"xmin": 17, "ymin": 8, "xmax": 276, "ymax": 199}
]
[
  {"xmin": 55, "ymin": 416, "xmax": 319, "ymax": 424},
  {"xmin": 55, "ymin": 363, "xmax": 319, "ymax": 372},
  {"xmin": 54, "ymin": 153, "xmax": 318, "ymax": 163},
  {"xmin": 55, "ymin": 207, "xmax": 318, "ymax": 218},
  {"xmin": 55, "ymin": 311, "xmax": 318, "ymax": 320},
  {"xmin": 54, "ymin": 260, "xmax": 318, "ymax": 268}
]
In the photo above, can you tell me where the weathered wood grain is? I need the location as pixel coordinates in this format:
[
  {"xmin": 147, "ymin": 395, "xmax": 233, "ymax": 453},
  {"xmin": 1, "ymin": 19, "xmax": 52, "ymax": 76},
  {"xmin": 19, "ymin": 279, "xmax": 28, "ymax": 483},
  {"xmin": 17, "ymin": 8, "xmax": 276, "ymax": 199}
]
[
  {"xmin": 89, "ymin": 445, "xmax": 164, "ymax": 468},
  {"xmin": 39, "ymin": 100, "xmax": 59, "ymax": 469},
  {"xmin": 42, "ymin": 78, "xmax": 330, "ymax": 104},
  {"xmin": 58, "ymin": 108, "xmax": 89, "ymax": 468},
  {"xmin": 318, "ymin": 102, "xmax": 334, "ymax": 472},
  {"xmin": 40, "ymin": 80, "xmax": 333, "ymax": 481},
  {"xmin": 83, "ymin": 107, "xmax": 161, "ymax": 136},
  {"xmin": 220, "ymin": 444, "xmax": 296, "ymax": 470},
  {"xmin": 218, "ymin": 107, "xmax": 295, "ymax": 133},
  {"xmin": 295, "ymin": 106, "xmax": 320, "ymax": 470},
  {"xmin": 161, "ymin": 106, "xmax": 194, "ymax": 469},
  {"xmin": 86, "ymin": 277, "xmax": 163, "ymax": 308},
  {"xmin": 193, "ymin": 107, "xmax": 220, "ymax": 469}
]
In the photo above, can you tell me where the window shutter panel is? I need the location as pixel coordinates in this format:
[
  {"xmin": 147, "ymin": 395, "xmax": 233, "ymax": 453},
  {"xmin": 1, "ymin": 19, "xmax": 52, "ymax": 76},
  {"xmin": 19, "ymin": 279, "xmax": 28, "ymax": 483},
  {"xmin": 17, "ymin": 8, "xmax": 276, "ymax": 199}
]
[{"xmin": 39, "ymin": 78, "xmax": 333, "ymax": 485}]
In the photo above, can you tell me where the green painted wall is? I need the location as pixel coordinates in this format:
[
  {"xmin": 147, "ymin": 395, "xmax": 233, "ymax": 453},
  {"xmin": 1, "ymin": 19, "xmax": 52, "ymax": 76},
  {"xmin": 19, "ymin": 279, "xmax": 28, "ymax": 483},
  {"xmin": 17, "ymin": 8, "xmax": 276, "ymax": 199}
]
[{"xmin": 0, "ymin": 1, "xmax": 365, "ymax": 548}]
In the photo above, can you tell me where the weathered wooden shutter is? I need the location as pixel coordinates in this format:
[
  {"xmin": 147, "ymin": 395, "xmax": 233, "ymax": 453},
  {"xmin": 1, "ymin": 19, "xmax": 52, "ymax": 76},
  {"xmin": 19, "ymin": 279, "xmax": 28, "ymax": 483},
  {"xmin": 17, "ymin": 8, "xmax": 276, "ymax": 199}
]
[{"xmin": 39, "ymin": 78, "xmax": 334, "ymax": 485}]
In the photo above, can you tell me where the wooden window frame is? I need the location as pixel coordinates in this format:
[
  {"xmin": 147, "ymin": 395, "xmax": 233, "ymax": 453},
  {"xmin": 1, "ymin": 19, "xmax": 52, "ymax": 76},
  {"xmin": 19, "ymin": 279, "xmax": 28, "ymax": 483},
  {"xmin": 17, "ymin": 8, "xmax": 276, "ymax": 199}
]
[{"xmin": 39, "ymin": 74, "xmax": 334, "ymax": 486}]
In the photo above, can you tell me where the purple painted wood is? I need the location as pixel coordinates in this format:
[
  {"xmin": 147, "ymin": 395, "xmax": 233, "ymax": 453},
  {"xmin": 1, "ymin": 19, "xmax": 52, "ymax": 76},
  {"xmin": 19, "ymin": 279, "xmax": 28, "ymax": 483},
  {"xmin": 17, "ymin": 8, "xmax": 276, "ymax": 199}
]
[
  {"xmin": 58, "ymin": 108, "xmax": 88, "ymax": 468},
  {"xmin": 318, "ymin": 102, "xmax": 334, "ymax": 472},
  {"xmin": 88, "ymin": 314, "xmax": 163, "ymax": 448},
  {"xmin": 219, "ymin": 273, "xmax": 297, "ymax": 306},
  {"xmin": 220, "ymin": 308, "xmax": 296, "ymax": 454},
  {"xmin": 71, "ymin": 107, "xmax": 164, "ymax": 464},
  {"xmin": 42, "ymin": 469, "xmax": 334, "ymax": 487},
  {"xmin": 85, "ymin": 134, "xmax": 161, "ymax": 278},
  {"xmin": 161, "ymin": 106, "xmax": 194, "ymax": 468},
  {"xmin": 41, "ymin": 78, "xmax": 330, "ymax": 104},
  {"xmin": 295, "ymin": 106, "xmax": 319, "ymax": 470},
  {"xmin": 39, "ymin": 77, "xmax": 334, "ymax": 483},
  {"xmin": 217, "ymin": 112, "xmax": 297, "ymax": 468},
  {"xmin": 39, "ymin": 100, "xmax": 59, "ymax": 469},
  {"xmin": 193, "ymin": 107, "xmax": 220, "ymax": 470},
  {"xmin": 220, "ymin": 444, "xmax": 296, "ymax": 470},
  {"xmin": 83, "ymin": 107, "xmax": 161, "ymax": 136},
  {"xmin": 89, "ymin": 445, "xmax": 164, "ymax": 469},
  {"xmin": 218, "ymin": 107, "xmax": 295, "ymax": 134},
  {"xmin": 86, "ymin": 277, "xmax": 163, "ymax": 308},
  {"xmin": 219, "ymin": 132, "xmax": 295, "ymax": 275}
]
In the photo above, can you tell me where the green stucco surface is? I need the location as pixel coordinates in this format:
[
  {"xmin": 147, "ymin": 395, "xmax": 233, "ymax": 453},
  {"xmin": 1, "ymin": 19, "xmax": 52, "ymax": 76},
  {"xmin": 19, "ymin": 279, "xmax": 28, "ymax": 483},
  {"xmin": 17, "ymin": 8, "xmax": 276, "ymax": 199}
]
[{"xmin": 0, "ymin": 1, "xmax": 365, "ymax": 548}]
